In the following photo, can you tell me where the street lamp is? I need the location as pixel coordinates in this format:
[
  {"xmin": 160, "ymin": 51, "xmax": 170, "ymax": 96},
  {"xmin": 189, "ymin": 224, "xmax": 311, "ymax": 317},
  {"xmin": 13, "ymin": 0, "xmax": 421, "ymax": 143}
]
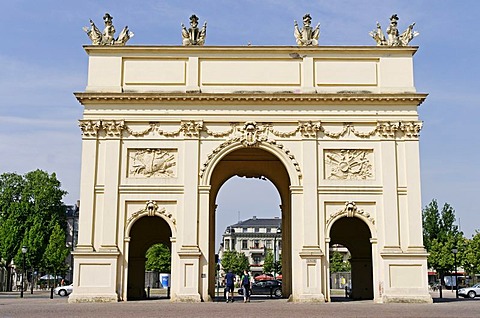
[
  {"xmin": 273, "ymin": 227, "xmax": 282, "ymax": 279},
  {"xmin": 20, "ymin": 246, "xmax": 27, "ymax": 298},
  {"xmin": 452, "ymin": 247, "xmax": 458, "ymax": 298}
]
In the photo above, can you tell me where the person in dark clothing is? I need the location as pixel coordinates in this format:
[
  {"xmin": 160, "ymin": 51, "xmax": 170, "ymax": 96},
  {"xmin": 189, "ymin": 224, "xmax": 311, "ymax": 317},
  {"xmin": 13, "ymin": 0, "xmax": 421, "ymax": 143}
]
[
  {"xmin": 224, "ymin": 270, "xmax": 236, "ymax": 302},
  {"xmin": 240, "ymin": 270, "xmax": 251, "ymax": 303}
]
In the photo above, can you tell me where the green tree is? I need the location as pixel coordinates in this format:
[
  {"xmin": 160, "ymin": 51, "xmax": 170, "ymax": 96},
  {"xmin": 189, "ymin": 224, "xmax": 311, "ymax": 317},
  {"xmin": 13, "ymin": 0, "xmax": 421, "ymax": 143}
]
[
  {"xmin": 263, "ymin": 249, "xmax": 274, "ymax": 274},
  {"xmin": 221, "ymin": 250, "xmax": 249, "ymax": 276},
  {"xmin": 422, "ymin": 199, "xmax": 463, "ymax": 285},
  {"xmin": 0, "ymin": 173, "xmax": 28, "ymax": 291},
  {"xmin": 0, "ymin": 170, "xmax": 67, "ymax": 291},
  {"xmin": 43, "ymin": 223, "xmax": 70, "ymax": 279},
  {"xmin": 145, "ymin": 243, "xmax": 171, "ymax": 273},
  {"xmin": 329, "ymin": 251, "xmax": 351, "ymax": 273},
  {"xmin": 463, "ymin": 232, "xmax": 480, "ymax": 284}
]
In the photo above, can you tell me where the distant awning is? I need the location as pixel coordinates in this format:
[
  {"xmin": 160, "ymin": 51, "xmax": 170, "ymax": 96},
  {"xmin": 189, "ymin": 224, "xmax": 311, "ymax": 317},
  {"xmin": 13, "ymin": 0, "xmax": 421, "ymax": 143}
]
[{"xmin": 39, "ymin": 274, "xmax": 62, "ymax": 280}]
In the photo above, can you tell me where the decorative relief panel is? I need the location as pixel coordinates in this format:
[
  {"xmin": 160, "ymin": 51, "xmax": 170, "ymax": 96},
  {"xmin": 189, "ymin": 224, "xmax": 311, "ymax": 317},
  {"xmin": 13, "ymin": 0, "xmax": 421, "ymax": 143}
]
[
  {"xmin": 128, "ymin": 149, "xmax": 177, "ymax": 178},
  {"xmin": 325, "ymin": 149, "xmax": 373, "ymax": 180}
]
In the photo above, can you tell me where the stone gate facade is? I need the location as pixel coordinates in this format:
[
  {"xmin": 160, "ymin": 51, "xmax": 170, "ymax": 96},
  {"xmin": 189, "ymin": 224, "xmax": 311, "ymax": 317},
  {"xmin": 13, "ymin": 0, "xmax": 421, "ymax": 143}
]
[{"xmin": 70, "ymin": 44, "xmax": 432, "ymax": 303}]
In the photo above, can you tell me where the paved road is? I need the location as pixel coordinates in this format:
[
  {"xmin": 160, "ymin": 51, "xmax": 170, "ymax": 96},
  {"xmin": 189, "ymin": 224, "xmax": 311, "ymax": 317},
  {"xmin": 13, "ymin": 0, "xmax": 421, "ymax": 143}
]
[{"xmin": 1, "ymin": 291, "xmax": 479, "ymax": 318}]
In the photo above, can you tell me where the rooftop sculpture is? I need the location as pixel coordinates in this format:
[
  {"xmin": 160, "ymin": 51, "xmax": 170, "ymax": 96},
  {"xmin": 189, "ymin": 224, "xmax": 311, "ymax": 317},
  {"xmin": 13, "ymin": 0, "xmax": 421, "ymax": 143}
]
[
  {"xmin": 83, "ymin": 13, "xmax": 133, "ymax": 46},
  {"xmin": 181, "ymin": 14, "xmax": 207, "ymax": 46},
  {"xmin": 370, "ymin": 14, "xmax": 419, "ymax": 46},
  {"xmin": 294, "ymin": 14, "xmax": 320, "ymax": 46}
]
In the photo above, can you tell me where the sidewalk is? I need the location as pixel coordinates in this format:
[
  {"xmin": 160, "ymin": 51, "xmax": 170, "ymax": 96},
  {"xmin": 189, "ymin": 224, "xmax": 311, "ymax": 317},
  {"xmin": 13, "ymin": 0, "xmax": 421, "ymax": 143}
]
[{"xmin": 1, "ymin": 291, "xmax": 479, "ymax": 318}]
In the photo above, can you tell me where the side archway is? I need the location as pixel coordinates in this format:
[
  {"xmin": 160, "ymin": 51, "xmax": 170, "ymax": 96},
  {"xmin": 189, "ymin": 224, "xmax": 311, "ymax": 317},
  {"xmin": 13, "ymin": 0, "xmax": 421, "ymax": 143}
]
[
  {"xmin": 326, "ymin": 205, "xmax": 376, "ymax": 301},
  {"xmin": 124, "ymin": 203, "xmax": 175, "ymax": 300}
]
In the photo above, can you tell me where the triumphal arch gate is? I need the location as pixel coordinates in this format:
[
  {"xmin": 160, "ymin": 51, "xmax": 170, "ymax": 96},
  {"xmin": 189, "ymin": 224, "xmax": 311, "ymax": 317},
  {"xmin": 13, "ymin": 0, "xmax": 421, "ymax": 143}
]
[{"xmin": 70, "ymin": 14, "xmax": 431, "ymax": 303}]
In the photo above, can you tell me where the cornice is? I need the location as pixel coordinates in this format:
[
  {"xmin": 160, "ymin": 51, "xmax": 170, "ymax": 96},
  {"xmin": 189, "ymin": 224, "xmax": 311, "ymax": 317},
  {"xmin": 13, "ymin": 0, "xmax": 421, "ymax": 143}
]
[
  {"xmin": 75, "ymin": 92, "xmax": 427, "ymax": 106},
  {"xmin": 83, "ymin": 45, "xmax": 418, "ymax": 56}
]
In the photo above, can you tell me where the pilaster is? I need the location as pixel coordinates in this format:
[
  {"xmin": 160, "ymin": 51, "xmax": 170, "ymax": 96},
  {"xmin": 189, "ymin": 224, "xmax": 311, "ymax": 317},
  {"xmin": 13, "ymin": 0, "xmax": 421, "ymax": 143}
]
[{"xmin": 380, "ymin": 140, "xmax": 401, "ymax": 251}]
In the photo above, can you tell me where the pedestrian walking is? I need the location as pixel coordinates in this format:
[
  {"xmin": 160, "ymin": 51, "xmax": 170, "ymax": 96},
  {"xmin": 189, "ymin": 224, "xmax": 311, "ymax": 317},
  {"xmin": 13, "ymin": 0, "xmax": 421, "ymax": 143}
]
[
  {"xmin": 241, "ymin": 270, "xmax": 251, "ymax": 303},
  {"xmin": 224, "ymin": 269, "xmax": 236, "ymax": 303}
]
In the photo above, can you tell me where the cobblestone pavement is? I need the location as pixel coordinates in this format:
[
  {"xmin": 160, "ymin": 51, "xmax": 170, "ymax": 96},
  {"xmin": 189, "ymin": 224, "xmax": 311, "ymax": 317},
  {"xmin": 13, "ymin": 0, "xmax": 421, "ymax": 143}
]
[{"xmin": 1, "ymin": 291, "xmax": 479, "ymax": 318}]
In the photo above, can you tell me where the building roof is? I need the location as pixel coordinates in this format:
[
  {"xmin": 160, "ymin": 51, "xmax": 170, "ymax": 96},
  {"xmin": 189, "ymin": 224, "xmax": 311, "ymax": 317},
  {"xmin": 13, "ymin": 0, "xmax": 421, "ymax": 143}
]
[{"xmin": 231, "ymin": 216, "xmax": 281, "ymax": 228}]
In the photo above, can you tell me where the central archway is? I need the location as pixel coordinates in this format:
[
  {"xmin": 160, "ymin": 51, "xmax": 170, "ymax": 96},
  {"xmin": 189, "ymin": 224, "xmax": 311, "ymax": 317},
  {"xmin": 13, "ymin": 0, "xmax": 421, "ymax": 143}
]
[{"xmin": 207, "ymin": 146, "xmax": 294, "ymax": 299}]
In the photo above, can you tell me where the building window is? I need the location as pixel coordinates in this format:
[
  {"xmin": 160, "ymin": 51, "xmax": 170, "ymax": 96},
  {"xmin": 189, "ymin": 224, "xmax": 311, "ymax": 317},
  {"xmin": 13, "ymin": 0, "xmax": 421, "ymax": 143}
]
[
  {"xmin": 253, "ymin": 256, "xmax": 261, "ymax": 265},
  {"xmin": 265, "ymin": 240, "xmax": 272, "ymax": 249},
  {"xmin": 225, "ymin": 239, "xmax": 230, "ymax": 250},
  {"xmin": 253, "ymin": 240, "xmax": 260, "ymax": 249},
  {"xmin": 255, "ymin": 227, "xmax": 259, "ymax": 232},
  {"xmin": 242, "ymin": 240, "xmax": 248, "ymax": 250}
]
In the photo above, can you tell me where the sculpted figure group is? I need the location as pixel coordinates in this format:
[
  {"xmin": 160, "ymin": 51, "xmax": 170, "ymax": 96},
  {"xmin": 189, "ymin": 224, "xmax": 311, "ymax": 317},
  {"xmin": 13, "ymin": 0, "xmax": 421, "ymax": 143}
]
[
  {"xmin": 83, "ymin": 12, "xmax": 418, "ymax": 47},
  {"xmin": 369, "ymin": 14, "xmax": 419, "ymax": 46},
  {"xmin": 83, "ymin": 13, "xmax": 133, "ymax": 46},
  {"xmin": 181, "ymin": 14, "xmax": 207, "ymax": 46}
]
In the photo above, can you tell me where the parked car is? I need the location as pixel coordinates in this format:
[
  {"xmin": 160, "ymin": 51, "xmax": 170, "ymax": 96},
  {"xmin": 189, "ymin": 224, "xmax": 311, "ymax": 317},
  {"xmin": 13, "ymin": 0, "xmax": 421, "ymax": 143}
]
[
  {"xmin": 238, "ymin": 280, "xmax": 282, "ymax": 298},
  {"xmin": 458, "ymin": 284, "xmax": 480, "ymax": 299},
  {"xmin": 54, "ymin": 284, "xmax": 73, "ymax": 297}
]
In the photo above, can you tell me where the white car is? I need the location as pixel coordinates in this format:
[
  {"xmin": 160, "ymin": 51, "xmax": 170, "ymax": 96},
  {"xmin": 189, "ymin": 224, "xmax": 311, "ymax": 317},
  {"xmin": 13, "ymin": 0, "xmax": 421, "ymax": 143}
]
[
  {"xmin": 54, "ymin": 284, "xmax": 73, "ymax": 297},
  {"xmin": 458, "ymin": 283, "xmax": 480, "ymax": 299}
]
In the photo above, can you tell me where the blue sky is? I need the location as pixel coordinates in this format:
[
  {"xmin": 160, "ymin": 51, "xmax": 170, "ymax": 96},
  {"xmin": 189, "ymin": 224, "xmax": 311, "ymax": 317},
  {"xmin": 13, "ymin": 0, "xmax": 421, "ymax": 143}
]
[{"xmin": 1, "ymin": 1, "xmax": 478, "ymax": 245}]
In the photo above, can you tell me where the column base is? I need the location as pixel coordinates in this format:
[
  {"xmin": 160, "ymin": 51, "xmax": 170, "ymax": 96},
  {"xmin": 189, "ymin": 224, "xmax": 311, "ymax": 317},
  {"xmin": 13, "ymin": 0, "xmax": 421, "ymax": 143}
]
[
  {"xmin": 381, "ymin": 295, "xmax": 433, "ymax": 303},
  {"xmin": 288, "ymin": 293, "xmax": 326, "ymax": 302},
  {"xmin": 68, "ymin": 293, "xmax": 118, "ymax": 303},
  {"xmin": 170, "ymin": 293, "xmax": 202, "ymax": 302}
]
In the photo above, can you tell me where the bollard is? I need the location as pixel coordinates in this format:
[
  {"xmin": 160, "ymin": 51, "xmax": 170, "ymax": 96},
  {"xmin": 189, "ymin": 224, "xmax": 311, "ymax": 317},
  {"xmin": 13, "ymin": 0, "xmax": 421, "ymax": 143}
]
[
  {"xmin": 345, "ymin": 286, "xmax": 348, "ymax": 298},
  {"xmin": 439, "ymin": 284, "xmax": 442, "ymax": 299},
  {"xmin": 147, "ymin": 285, "xmax": 151, "ymax": 299},
  {"xmin": 50, "ymin": 287, "xmax": 54, "ymax": 299},
  {"xmin": 167, "ymin": 287, "xmax": 171, "ymax": 299}
]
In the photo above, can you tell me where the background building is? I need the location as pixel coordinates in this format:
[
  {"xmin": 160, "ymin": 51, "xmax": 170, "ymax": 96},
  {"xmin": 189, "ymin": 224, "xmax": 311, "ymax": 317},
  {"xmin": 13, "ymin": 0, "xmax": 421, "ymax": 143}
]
[
  {"xmin": 65, "ymin": 201, "xmax": 79, "ymax": 283},
  {"xmin": 219, "ymin": 216, "xmax": 282, "ymax": 276}
]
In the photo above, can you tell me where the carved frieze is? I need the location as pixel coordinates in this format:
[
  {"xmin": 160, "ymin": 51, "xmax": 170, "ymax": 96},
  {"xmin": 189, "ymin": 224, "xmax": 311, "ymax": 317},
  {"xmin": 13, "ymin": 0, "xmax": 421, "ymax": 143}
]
[
  {"xmin": 181, "ymin": 120, "xmax": 204, "ymax": 137},
  {"xmin": 199, "ymin": 136, "xmax": 302, "ymax": 179},
  {"xmin": 298, "ymin": 121, "xmax": 321, "ymax": 138},
  {"xmin": 128, "ymin": 149, "xmax": 177, "ymax": 178},
  {"xmin": 81, "ymin": 120, "xmax": 422, "ymax": 140},
  {"xmin": 102, "ymin": 120, "xmax": 125, "ymax": 138},
  {"xmin": 325, "ymin": 149, "xmax": 373, "ymax": 180},
  {"xmin": 326, "ymin": 201, "xmax": 375, "ymax": 225},
  {"xmin": 79, "ymin": 120, "xmax": 101, "ymax": 137},
  {"xmin": 400, "ymin": 121, "xmax": 422, "ymax": 138},
  {"xmin": 126, "ymin": 200, "xmax": 176, "ymax": 228},
  {"xmin": 240, "ymin": 121, "xmax": 269, "ymax": 146}
]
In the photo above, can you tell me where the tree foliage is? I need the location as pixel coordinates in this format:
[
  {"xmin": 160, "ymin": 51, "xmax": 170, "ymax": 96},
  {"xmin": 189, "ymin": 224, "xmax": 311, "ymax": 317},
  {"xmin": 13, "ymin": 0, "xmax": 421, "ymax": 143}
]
[
  {"xmin": 221, "ymin": 250, "xmax": 249, "ymax": 276},
  {"xmin": 145, "ymin": 243, "xmax": 171, "ymax": 273},
  {"xmin": 422, "ymin": 199, "xmax": 463, "ymax": 282},
  {"xmin": 462, "ymin": 232, "xmax": 480, "ymax": 281},
  {"xmin": 0, "ymin": 170, "xmax": 67, "ymax": 290},
  {"xmin": 329, "ymin": 251, "xmax": 351, "ymax": 273},
  {"xmin": 263, "ymin": 249, "xmax": 274, "ymax": 274},
  {"xmin": 43, "ymin": 223, "xmax": 70, "ymax": 273}
]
